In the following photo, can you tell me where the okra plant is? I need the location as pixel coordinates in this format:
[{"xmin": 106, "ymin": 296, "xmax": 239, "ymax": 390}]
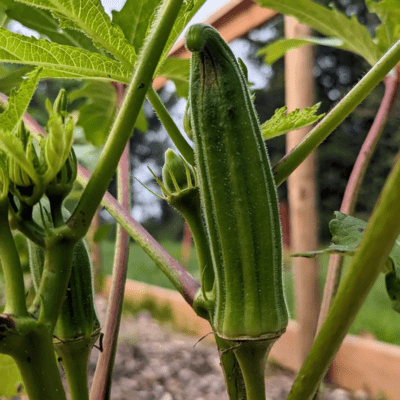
[{"xmin": 1, "ymin": 0, "xmax": 400, "ymax": 399}]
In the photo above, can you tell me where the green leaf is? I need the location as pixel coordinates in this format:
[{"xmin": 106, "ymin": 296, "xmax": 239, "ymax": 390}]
[
  {"xmin": 70, "ymin": 81, "xmax": 148, "ymax": 146},
  {"xmin": 292, "ymin": 211, "xmax": 400, "ymax": 273},
  {"xmin": 157, "ymin": 0, "xmax": 207, "ymax": 69},
  {"xmin": 157, "ymin": 58, "xmax": 190, "ymax": 98},
  {"xmin": 0, "ymin": 354, "xmax": 24, "ymax": 396},
  {"xmin": 112, "ymin": 0, "xmax": 163, "ymax": 53},
  {"xmin": 14, "ymin": 0, "xmax": 137, "ymax": 68},
  {"xmin": 70, "ymin": 81, "xmax": 117, "ymax": 146},
  {"xmin": 3, "ymin": 0, "xmax": 101, "ymax": 53},
  {"xmin": 0, "ymin": 67, "xmax": 41, "ymax": 133},
  {"xmin": 261, "ymin": 103, "xmax": 324, "ymax": 140},
  {"xmin": 0, "ymin": 27, "xmax": 131, "ymax": 81},
  {"xmin": 0, "ymin": 65, "xmax": 35, "ymax": 95},
  {"xmin": 258, "ymin": 37, "xmax": 343, "ymax": 65},
  {"xmin": 366, "ymin": 0, "xmax": 400, "ymax": 53},
  {"xmin": 255, "ymin": 0, "xmax": 381, "ymax": 65}
]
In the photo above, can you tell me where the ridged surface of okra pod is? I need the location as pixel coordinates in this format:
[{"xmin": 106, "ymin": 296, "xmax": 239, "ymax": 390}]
[{"xmin": 186, "ymin": 24, "xmax": 288, "ymax": 340}]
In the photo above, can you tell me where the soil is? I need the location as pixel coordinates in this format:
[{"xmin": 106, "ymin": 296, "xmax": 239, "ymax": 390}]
[{"xmin": 89, "ymin": 297, "xmax": 371, "ymax": 400}]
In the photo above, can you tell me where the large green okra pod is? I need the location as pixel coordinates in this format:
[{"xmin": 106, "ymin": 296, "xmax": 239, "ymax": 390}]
[{"xmin": 186, "ymin": 24, "xmax": 288, "ymax": 340}]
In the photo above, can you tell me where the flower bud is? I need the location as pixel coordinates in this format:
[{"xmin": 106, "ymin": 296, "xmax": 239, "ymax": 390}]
[
  {"xmin": 162, "ymin": 148, "xmax": 195, "ymax": 194},
  {"xmin": 45, "ymin": 148, "xmax": 77, "ymax": 201}
]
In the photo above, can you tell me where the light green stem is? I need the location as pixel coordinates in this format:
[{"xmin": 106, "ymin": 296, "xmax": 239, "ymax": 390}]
[
  {"xmin": 147, "ymin": 87, "xmax": 195, "ymax": 165},
  {"xmin": 233, "ymin": 339, "xmax": 277, "ymax": 400},
  {"xmin": 55, "ymin": 339, "xmax": 93, "ymax": 400},
  {"xmin": 9, "ymin": 321, "xmax": 67, "ymax": 400},
  {"xmin": 273, "ymin": 39, "xmax": 400, "ymax": 187},
  {"xmin": 68, "ymin": 0, "xmax": 185, "ymax": 239},
  {"xmin": 36, "ymin": 236, "xmax": 76, "ymax": 330},
  {"xmin": 287, "ymin": 151, "xmax": 400, "ymax": 399},
  {"xmin": 214, "ymin": 335, "xmax": 247, "ymax": 400},
  {"xmin": 0, "ymin": 198, "xmax": 28, "ymax": 316}
]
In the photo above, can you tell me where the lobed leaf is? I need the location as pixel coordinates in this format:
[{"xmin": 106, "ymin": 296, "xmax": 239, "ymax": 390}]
[
  {"xmin": 157, "ymin": 0, "xmax": 207, "ymax": 70},
  {"xmin": 255, "ymin": 0, "xmax": 381, "ymax": 65},
  {"xmin": 261, "ymin": 103, "xmax": 324, "ymax": 140},
  {"xmin": 14, "ymin": 0, "xmax": 137, "ymax": 68},
  {"xmin": 3, "ymin": 0, "xmax": 101, "ymax": 54},
  {"xmin": 112, "ymin": 0, "xmax": 163, "ymax": 53},
  {"xmin": 0, "ymin": 67, "xmax": 41, "ymax": 133},
  {"xmin": 293, "ymin": 211, "xmax": 400, "ymax": 273},
  {"xmin": 366, "ymin": 0, "xmax": 400, "ymax": 53},
  {"xmin": 70, "ymin": 81, "xmax": 148, "ymax": 146},
  {"xmin": 0, "ymin": 65, "xmax": 35, "ymax": 95},
  {"xmin": 258, "ymin": 37, "xmax": 343, "ymax": 65},
  {"xmin": 157, "ymin": 58, "xmax": 190, "ymax": 98},
  {"xmin": 0, "ymin": 27, "xmax": 131, "ymax": 81}
]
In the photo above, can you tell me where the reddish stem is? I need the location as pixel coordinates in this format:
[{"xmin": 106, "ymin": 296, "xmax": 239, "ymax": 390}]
[
  {"xmin": 317, "ymin": 69, "xmax": 399, "ymax": 335},
  {"xmin": 90, "ymin": 82, "xmax": 130, "ymax": 399}
]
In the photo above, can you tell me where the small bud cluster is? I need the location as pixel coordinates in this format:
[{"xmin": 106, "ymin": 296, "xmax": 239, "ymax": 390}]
[{"xmin": 4, "ymin": 89, "xmax": 77, "ymax": 207}]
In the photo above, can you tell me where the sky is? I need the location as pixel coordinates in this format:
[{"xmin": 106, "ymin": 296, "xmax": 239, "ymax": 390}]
[{"xmin": 101, "ymin": 0, "xmax": 231, "ymax": 25}]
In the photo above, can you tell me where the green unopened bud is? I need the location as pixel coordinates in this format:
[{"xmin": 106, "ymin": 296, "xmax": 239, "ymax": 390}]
[
  {"xmin": 8, "ymin": 122, "xmax": 45, "ymax": 205},
  {"xmin": 162, "ymin": 148, "xmax": 196, "ymax": 194},
  {"xmin": 44, "ymin": 95, "xmax": 74, "ymax": 185},
  {"xmin": 46, "ymin": 148, "xmax": 77, "ymax": 201},
  {"xmin": 53, "ymin": 89, "xmax": 68, "ymax": 123}
]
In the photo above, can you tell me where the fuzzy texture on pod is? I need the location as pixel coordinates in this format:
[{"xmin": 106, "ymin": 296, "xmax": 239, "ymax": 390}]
[{"xmin": 185, "ymin": 24, "xmax": 288, "ymax": 340}]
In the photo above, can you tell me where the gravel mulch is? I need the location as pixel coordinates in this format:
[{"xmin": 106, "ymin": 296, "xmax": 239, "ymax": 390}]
[{"xmin": 89, "ymin": 297, "xmax": 372, "ymax": 400}]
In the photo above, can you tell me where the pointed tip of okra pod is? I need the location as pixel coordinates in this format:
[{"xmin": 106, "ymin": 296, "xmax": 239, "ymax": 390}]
[{"xmin": 185, "ymin": 24, "xmax": 214, "ymax": 52}]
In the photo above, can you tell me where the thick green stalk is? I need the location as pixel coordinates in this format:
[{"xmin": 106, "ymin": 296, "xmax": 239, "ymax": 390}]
[
  {"xmin": 68, "ymin": 0, "xmax": 185, "ymax": 239},
  {"xmin": 233, "ymin": 339, "xmax": 278, "ymax": 400},
  {"xmin": 147, "ymin": 87, "xmax": 195, "ymax": 166},
  {"xmin": 0, "ymin": 198, "xmax": 28, "ymax": 316},
  {"xmin": 287, "ymin": 151, "xmax": 400, "ymax": 399},
  {"xmin": 35, "ymin": 234, "xmax": 77, "ymax": 330},
  {"xmin": 55, "ymin": 339, "xmax": 93, "ymax": 400},
  {"xmin": 273, "ymin": 39, "xmax": 400, "ymax": 187},
  {"xmin": 1, "ymin": 318, "xmax": 67, "ymax": 400},
  {"xmin": 214, "ymin": 335, "xmax": 247, "ymax": 400}
]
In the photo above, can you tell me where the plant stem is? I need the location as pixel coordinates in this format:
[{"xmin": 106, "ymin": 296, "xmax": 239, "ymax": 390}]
[
  {"xmin": 36, "ymin": 235, "xmax": 77, "ymax": 330},
  {"xmin": 214, "ymin": 335, "xmax": 247, "ymax": 400},
  {"xmin": 10, "ymin": 88, "xmax": 200, "ymax": 306},
  {"xmin": 6, "ymin": 90, "xmax": 201, "ymax": 306},
  {"xmin": 0, "ymin": 198, "xmax": 28, "ymax": 316},
  {"xmin": 90, "ymin": 84, "xmax": 131, "ymax": 400},
  {"xmin": 68, "ymin": 0, "xmax": 185, "ymax": 239},
  {"xmin": 273, "ymin": 39, "xmax": 400, "ymax": 187},
  {"xmin": 147, "ymin": 86, "xmax": 195, "ymax": 165},
  {"xmin": 8, "ymin": 320, "xmax": 67, "ymax": 400},
  {"xmin": 55, "ymin": 340, "xmax": 92, "ymax": 400},
  {"xmin": 287, "ymin": 149, "xmax": 400, "ymax": 400},
  {"xmin": 75, "ymin": 164, "xmax": 201, "ymax": 305},
  {"xmin": 316, "ymin": 69, "xmax": 399, "ymax": 334},
  {"xmin": 233, "ymin": 339, "xmax": 278, "ymax": 400}
]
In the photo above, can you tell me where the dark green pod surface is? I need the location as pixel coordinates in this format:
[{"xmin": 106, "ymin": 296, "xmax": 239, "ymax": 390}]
[{"xmin": 186, "ymin": 24, "xmax": 288, "ymax": 339}]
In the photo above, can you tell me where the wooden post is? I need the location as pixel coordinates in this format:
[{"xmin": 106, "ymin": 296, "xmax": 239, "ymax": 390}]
[{"xmin": 284, "ymin": 16, "xmax": 320, "ymax": 363}]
